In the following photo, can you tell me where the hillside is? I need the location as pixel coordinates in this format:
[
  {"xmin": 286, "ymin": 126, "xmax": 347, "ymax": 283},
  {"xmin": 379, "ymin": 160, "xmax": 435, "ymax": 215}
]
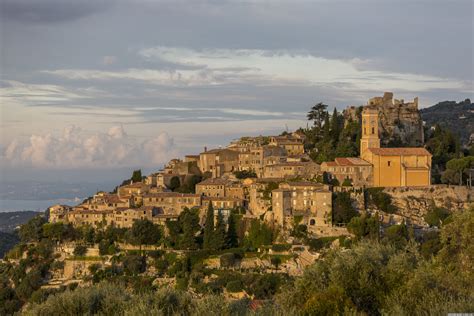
[
  {"xmin": 421, "ymin": 99, "xmax": 474, "ymax": 145},
  {"xmin": 0, "ymin": 211, "xmax": 41, "ymax": 232},
  {"xmin": 0, "ymin": 231, "xmax": 19, "ymax": 258}
]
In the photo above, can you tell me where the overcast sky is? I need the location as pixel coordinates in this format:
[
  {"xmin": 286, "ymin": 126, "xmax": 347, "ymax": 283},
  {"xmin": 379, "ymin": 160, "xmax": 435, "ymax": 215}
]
[{"xmin": 0, "ymin": 0, "xmax": 473, "ymax": 184}]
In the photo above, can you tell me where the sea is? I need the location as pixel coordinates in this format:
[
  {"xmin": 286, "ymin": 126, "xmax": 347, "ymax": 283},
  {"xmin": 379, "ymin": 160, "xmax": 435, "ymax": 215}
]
[{"xmin": 0, "ymin": 198, "xmax": 81, "ymax": 213}]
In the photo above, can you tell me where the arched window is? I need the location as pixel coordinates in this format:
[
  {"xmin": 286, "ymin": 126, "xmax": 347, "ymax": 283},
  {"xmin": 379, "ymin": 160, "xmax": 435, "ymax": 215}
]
[{"xmin": 309, "ymin": 219, "xmax": 316, "ymax": 225}]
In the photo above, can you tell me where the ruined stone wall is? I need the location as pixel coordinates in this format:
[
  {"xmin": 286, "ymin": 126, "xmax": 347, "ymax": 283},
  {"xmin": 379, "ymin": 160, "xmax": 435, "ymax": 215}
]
[
  {"xmin": 343, "ymin": 92, "xmax": 424, "ymax": 147},
  {"xmin": 383, "ymin": 185, "xmax": 473, "ymax": 225}
]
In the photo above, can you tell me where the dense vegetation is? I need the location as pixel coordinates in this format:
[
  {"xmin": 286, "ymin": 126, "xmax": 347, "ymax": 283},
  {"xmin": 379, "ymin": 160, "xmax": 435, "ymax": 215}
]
[
  {"xmin": 304, "ymin": 103, "xmax": 361, "ymax": 163},
  {"xmin": 2, "ymin": 207, "xmax": 472, "ymax": 315},
  {"xmin": 421, "ymin": 99, "xmax": 473, "ymax": 145}
]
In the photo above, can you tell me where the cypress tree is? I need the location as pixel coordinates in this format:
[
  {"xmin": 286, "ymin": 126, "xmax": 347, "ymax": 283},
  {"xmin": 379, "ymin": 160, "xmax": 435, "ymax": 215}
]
[
  {"xmin": 225, "ymin": 213, "xmax": 239, "ymax": 249},
  {"xmin": 213, "ymin": 210, "xmax": 226, "ymax": 250},
  {"xmin": 203, "ymin": 203, "xmax": 215, "ymax": 250},
  {"xmin": 331, "ymin": 107, "xmax": 340, "ymax": 143}
]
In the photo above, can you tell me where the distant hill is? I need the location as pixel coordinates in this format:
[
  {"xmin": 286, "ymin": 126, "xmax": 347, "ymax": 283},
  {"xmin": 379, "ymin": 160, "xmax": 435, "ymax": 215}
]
[
  {"xmin": 0, "ymin": 211, "xmax": 41, "ymax": 233},
  {"xmin": 420, "ymin": 99, "xmax": 474, "ymax": 145},
  {"xmin": 0, "ymin": 231, "xmax": 19, "ymax": 258}
]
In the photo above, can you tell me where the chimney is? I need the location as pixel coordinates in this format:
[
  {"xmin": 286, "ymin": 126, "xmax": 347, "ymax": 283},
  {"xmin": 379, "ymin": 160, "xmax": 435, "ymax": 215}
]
[{"xmin": 204, "ymin": 146, "xmax": 207, "ymax": 152}]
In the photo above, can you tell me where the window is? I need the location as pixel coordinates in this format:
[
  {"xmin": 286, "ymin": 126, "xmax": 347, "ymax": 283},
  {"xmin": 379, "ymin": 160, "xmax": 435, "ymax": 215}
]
[
  {"xmin": 388, "ymin": 161, "xmax": 391, "ymax": 167},
  {"xmin": 371, "ymin": 127, "xmax": 375, "ymax": 134},
  {"xmin": 309, "ymin": 219, "xmax": 316, "ymax": 225}
]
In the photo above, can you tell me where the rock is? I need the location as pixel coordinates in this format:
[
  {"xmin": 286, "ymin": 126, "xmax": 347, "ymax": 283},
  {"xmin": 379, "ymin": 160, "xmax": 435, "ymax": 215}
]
[{"xmin": 344, "ymin": 92, "xmax": 424, "ymax": 147}]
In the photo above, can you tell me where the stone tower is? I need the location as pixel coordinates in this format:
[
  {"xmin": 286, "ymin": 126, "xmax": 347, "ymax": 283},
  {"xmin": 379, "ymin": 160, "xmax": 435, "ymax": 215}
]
[{"xmin": 360, "ymin": 107, "xmax": 380, "ymax": 160}]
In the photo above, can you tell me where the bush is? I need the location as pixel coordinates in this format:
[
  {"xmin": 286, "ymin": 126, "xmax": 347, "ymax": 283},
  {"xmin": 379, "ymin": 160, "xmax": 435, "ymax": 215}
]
[
  {"xmin": 122, "ymin": 255, "xmax": 146, "ymax": 276},
  {"xmin": 220, "ymin": 253, "xmax": 238, "ymax": 268},
  {"xmin": 367, "ymin": 188, "xmax": 397, "ymax": 213},
  {"xmin": 424, "ymin": 207, "xmax": 450, "ymax": 227},
  {"xmin": 332, "ymin": 192, "xmax": 358, "ymax": 224},
  {"xmin": 226, "ymin": 280, "xmax": 243, "ymax": 293},
  {"xmin": 271, "ymin": 244, "xmax": 291, "ymax": 252},
  {"xmin": 73, "ymin": 245, "xmax": 87, "ymax": 257},
  {"xmin": 306, "ymin": 237, "xmax": 338, "ymax": 252}
]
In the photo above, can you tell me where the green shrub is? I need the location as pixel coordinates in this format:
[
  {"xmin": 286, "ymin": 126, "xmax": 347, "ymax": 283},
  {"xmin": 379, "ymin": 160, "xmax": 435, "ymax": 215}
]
[
  {"xmin": 122, "ymin": 255, "xmax": 146, "ymax": 276},
  {"xmin": 424, "ymin": 207, "xmax": 450, "ymax": 227},
  {"xmin": 226, "ymin": 280, "xmax": 243, "ymax": 293},
  {"xmin": 73, "ymin": 244, "xmax": 87, "ymax": 257}
]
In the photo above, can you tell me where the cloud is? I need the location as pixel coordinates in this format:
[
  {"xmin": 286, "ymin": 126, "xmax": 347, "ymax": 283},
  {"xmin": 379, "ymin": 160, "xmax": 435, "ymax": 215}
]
[
  {"xmin": 0, "ymin": 0, "xmax": 113, "ymax": 23},
  {"xmin": 44, "ymin": 47, "xmax": 471, "ymax": 93},
  {"xmin": 2, "ymin": 125, "xmax": 177, "ymax": 169},
  {"xmin": 0, "ymin": 80, "xmax": 93, "ymax": 106}
]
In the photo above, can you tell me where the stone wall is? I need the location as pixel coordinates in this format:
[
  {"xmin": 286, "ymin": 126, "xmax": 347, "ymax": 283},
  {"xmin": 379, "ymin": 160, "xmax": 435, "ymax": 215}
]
[
  {"xmin": 344, "ymin": 92, "xmax": 424, "ymax": 147},
  {"xmin": 383, "ymin": 185, "xmax": 473, "ymax": 225}
]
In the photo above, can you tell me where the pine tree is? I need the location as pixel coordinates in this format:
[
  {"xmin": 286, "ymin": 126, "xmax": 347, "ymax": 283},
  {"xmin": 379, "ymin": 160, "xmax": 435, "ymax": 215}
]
[
  {"xmin": 203, "ymin": 203, "xmax": 215, "ymax": 250},
  {"xmin": 213, "ymin": 210, "xmax": 226, "ymax": 250},
  {"xmin": 330, "ymin": 107, "xmax": 340, "ymax": 143},
  {"xmin": 131, "ymin": 169, "xmax": 142, "ymax": 183},
  {"xmin": 225, "ymin": 213, "xmax": 239, "ymax": 249},
  {"xmin": 323, "ymin": 112, "xmax": 331, "ymax": 141}
]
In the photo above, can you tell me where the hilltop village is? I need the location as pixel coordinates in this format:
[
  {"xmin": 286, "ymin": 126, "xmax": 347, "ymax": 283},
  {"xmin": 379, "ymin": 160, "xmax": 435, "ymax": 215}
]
[
  {"xmin": 3, "ymin": 93, "xmax": 473, "ymax": 315},
  {"xmin": 49, "ymin": 92, "xmax": 436, "ymax": 235}
]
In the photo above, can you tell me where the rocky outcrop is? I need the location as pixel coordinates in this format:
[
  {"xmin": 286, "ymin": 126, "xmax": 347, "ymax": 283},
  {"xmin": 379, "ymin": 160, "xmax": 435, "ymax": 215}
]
[
  {"xmin": 344, "ymin": 92, "xmax": 424, "ymax": 147},
  {"xmin": 383, "ymin": 185, "xmax": 473, "ymax": 226}
]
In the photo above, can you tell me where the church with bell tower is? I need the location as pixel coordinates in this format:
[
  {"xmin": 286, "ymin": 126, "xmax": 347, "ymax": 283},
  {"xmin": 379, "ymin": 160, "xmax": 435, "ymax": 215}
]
[{"xmin": 322, "ymin": 93, "xmax": 432, "ymax": 188}]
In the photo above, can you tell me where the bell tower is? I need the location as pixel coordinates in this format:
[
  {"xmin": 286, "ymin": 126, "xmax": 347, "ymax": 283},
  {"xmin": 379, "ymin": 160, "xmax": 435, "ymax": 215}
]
[{"xmin": 360, "ymin": 107, "xmax": 380, "ymax": 160}]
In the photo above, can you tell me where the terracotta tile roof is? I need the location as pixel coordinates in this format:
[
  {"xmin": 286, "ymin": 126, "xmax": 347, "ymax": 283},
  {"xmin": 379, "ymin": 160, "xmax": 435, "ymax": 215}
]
[
  {"xmin": 334, "ymin": 157, "xmax": 371, "ymax": 166},
  {"xmin": 368, "ymin": 147, "xmax": 431, "ymax": 156},
  {"xmin": 286, "ymin": 181, "xmax": 323, "ymax": 187},
  {"xmin": 143, "ymin": 192, "xmax": 200, "ymax": 198},
  {"xmin": 324, "ymin": 161, "xmax": 338, "ymax": 166},
  {"xmin": 120, "ymin": 182, "xmax": 149, "ymax": 189},
  {"xmin": 202, "ymin": 196, "xmax": 242, "ymax": 202},
  {"xmin": 196, "ymin": 178, "xmax": 233, "ymax": 186},
  {"xmin": 200, "ymin": 148, "xmax": 237, "ymax": 155}
]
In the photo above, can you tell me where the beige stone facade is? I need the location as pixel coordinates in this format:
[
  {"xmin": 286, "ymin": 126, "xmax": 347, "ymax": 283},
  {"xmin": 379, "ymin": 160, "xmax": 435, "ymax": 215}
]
[
  {"xmin": 142, "ymin": 192, "xmax": 201, "ymax": 215},
  {"xmin": 117, "ymin": 182, "xmax": 150, "ymax": 199},
  {"xmin": 195, "ymin": 178, "xmax": 245, "ymax": 199},
  {"xmin": 269, "ymin": 135, "xmax": 305, "ymax": 155},
  {"xmin": 321, "ymin": 157, "xmax": 373, "ymax": 186},
  {"xmin": 199, "ymin": 148, "xmax": 239, "ymax": 178},
  {"xmin": 263, "ymin": 161, "xmax": 320, "ymax": 179},
  {"xmin": 48, "ymin": 204, "xmax": 72, "ymax": 223},
  {"xmin": 272, "ymin": 182, "xmax": 332, "ymax": 229}
]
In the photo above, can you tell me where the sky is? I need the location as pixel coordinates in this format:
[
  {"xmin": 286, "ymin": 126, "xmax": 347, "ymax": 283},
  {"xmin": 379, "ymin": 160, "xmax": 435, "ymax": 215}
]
[{"xmin": 0, "ymin": 0, "xmax": 473, "ymax": 187}]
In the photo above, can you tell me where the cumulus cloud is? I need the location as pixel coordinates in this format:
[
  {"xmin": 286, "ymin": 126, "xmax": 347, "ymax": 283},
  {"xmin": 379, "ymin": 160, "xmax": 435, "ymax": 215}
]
[{"xmin": 2, "ymin": 125, "xmax": 176, "ymax": 169}]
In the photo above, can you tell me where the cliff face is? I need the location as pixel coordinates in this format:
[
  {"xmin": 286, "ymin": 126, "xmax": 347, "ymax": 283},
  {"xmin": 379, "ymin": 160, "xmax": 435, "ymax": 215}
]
[{"xmin": 344, "ymin": 92, "xmax": 424, "ymax": 147}]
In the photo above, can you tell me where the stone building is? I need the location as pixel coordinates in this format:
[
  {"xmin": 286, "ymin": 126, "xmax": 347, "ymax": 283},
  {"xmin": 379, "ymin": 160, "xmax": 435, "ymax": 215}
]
[
  {"xmin": 48, "ymin": 204, "xmax": 72, "ymax": 223},
  {"xmin": 199, "ymin": 148, "xmax": 239, "ymax": 178},
  {"xmin": 321, "ymin": 157, "xmax": 373, "ymax": 186},
  {"xmin": 142, "ymin": 192, "xmax": 201, "ymax": 215},
  {"xmin": 117, "ymin": 182, "xmax": 150, "ymax": 199},
  {"xmin": 108, "ymin": 206, "xmax": 160, "ymax": 228},
  {"xmin": 360, "ymin": 107, "xmax": 432, "ymax": 187},
  {"xmin": 66, "ymin": 209, "xmax": 112, "ymax": 228},
  {"xmin": 237, "ymin": 145, "xmax": 287, "ymax": 177},
  {"xmin": 269, "ymin": 135, "xmax": 305, "ymax": 155},
  {"xmin": 201, "ymin": 196, "xmax": 244, "ymax": 212},
  {"xmin": 83, "ymin": 192, "xmax": 131, "ymax": 211},
  {"xmin": 271, "ymin": 182, "xmax": 332, "ymax": 229},
  {"xmin": 263, "ymin": 161, "xmax": 320, "ymax": 179},
  {"xmin": 195, "ymin": 178, "xmax": 245, "ymax": 199},
  {"xmin": 344, "ymin": 92, "xmax": 425, "ymax": 147},
  {"xmin": 246, "ymin": 178, "xmax": 283, "ymax": 216}
]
